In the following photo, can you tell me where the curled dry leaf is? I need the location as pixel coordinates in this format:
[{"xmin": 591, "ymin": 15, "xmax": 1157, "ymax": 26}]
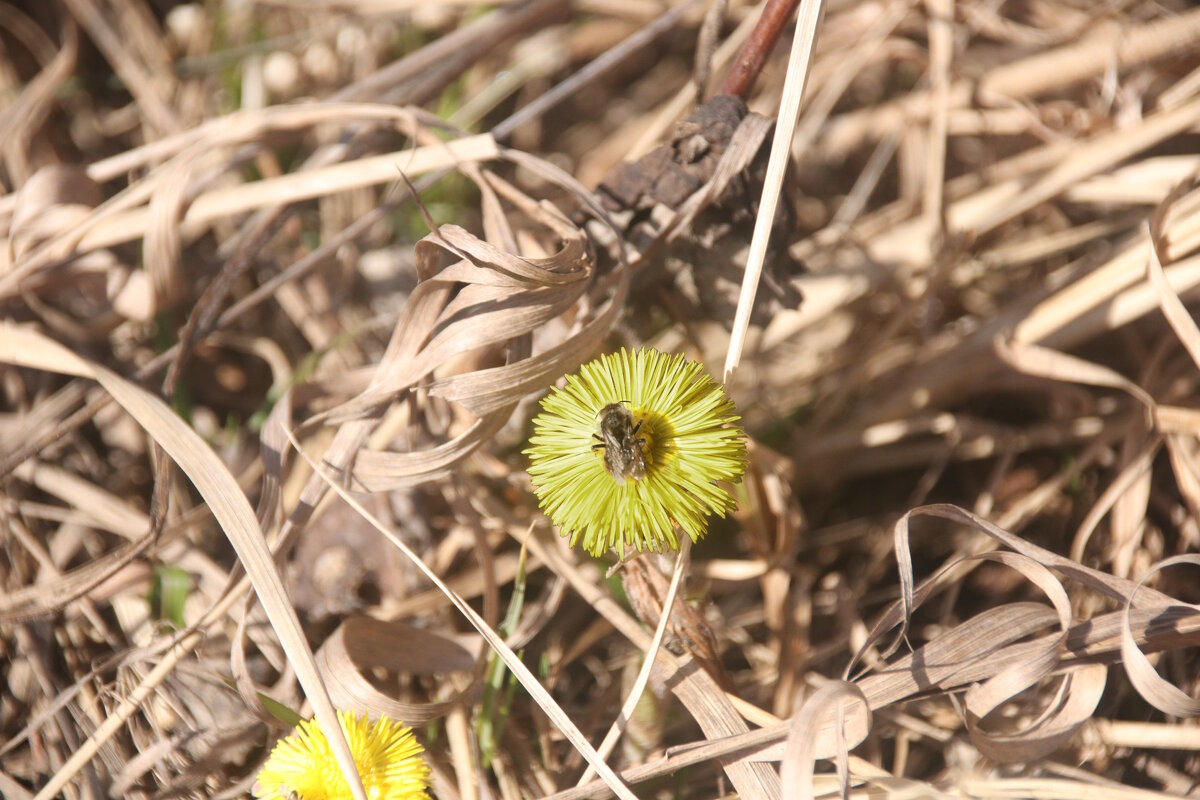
[
  {"xmin": 809, "ymin": 503, "xmax": 1200, "ymax": 774},
  {"xmin": 262, "ymin": 165, "xmax": 626, "ymax": 497},
  {"xmin": 316, "ymin": 616, "xmax": 481, "ymax": 724},
  {"xmin": 10, "ymin": 164, "xmax": 103, "ymax": 259},
  {"xmin": 781, "ymin": 681, "xmax": 870, "ymax": 800},
  {"xmin": 1121, "ymin": 555, "xmax": 1200, "ymax": 718}
]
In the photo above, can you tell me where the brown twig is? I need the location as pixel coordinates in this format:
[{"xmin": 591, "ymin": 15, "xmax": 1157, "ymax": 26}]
[{"xmin": 720, "ymin": 0, "xmax": 801, "ymax": 98}]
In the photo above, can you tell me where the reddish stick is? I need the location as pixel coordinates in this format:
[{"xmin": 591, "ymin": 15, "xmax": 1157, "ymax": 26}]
[{"xmin": 720, "ymin": 0, "xmax": 802, "ymax": 98}]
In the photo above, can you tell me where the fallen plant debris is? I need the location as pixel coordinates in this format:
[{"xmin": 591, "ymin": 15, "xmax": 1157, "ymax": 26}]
[{"xmin": 2, "ymin": 1, "xmax": 1200, "ymax": 799}]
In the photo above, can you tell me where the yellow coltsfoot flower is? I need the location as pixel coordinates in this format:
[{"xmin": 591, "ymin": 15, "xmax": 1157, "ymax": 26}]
[
  {"xmin": 254, "ymin": 710, "xmax": 430, "ymax": 800},
  {"xmin": 526, "ymin": 348, "xmax": 747, "ymax": 557}
]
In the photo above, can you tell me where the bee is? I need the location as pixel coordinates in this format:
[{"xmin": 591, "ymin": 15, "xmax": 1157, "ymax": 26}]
[{"xmin": 591, "ymin": 402, "xmax": 648, "ymax": 484}]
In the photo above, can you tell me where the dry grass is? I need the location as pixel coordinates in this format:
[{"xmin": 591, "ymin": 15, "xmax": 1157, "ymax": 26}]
[{"xmin": 3, "ymin": 0, "xmax": 1200, "ymax": 798}]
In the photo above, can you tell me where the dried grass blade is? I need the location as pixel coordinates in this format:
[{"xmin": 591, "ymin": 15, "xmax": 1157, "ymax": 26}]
[
  {"xmin": 922, "ymin": 0, "xmax": 953, "ymax": 234},
  {"xmin": 1121, "ymin": 554, "xmax": 1200, "ymax": 717},
  {"xmin": 854, "ymin": 602, "xmax": 1061, "ymax": 705},
  {"xmin": 1164, "ymin": 434, "xmax": 1200, "ymax": 524},
  {"xmin": 1110, "ymin": 431, "xmax": 1155, "ymax": 577},
  {"xmin": 351, "ymin": 412, "xmax": 512, "ymax": 491},
  {"xmin": 578, "ymin": 539, "xmax": 691, "ymax": 787},
  {"xmin": 980, "ymin": 7, "xmax": 1200, "ymax": 101},
  {"xmin": 900, "ymin": 505, "xmax": 1175, "ymax": 610},
  {"xmin": 257, "ymin": 389, "xmax": 293, "ymax": 530},
  {"xmin": 0, "ymin": 18, "xmax": 77, "ymax": 184},
  {"xmin": 5, "ymin": 134, "xmax": 499, "ymax": 274},
  {"xmin": 968, "ymin": 664, "xmax": 1108, "ymax": 763},
  {"xmin": 0, "ymin": 533, "xmax": 152, "ymax": 622},
  {"xmin": 961, "ymin": 554, "xmax": 1072, "ymax": 721},
  {"xmin": 1069, "ymin": 437, "xmax": 1161, "ymax": 564},
  {"xmin": 973, "ymin": 96, "xmax": 1200, "ymax": 237},
  {"xmin": 820, "ymin": 8, "xmax": 1200, "ymax": 159},
  {"xmin": 545, "ymin": 724, "xmax": 787, "ymax": 800},
  {"xmin": 13, "ymin": 461, "xmax": 150, "ymax": 539},
  {"xmin": 994, "ymin": 336, "xmax": 1156, "ymax": 413},
  {"xmin": 780, "ymin": 682, "xmax": 868, "ymax": 800},
  {"xmin": 427, "ymin": 294, "xmax": 623, "ymax": 416},
  {"xmin": 953, "ymin": 555, "xmax": 1104, "ymax": 762},
  {"xmin": 724, "ymin": 0, "xmax": 825, "ymax": 381},
  {"xmin": 958, "ymin": 776, "xmax": 1193, "ymax": 800},
  {"xmin": 1147, "ymin": 218, "xmax": 1200, "ymax": 372}
]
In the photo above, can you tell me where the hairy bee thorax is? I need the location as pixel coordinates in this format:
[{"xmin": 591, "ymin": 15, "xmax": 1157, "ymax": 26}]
[{"xmin": 591, "ymin": 402, "xmax": 649, "ymax": 484}]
